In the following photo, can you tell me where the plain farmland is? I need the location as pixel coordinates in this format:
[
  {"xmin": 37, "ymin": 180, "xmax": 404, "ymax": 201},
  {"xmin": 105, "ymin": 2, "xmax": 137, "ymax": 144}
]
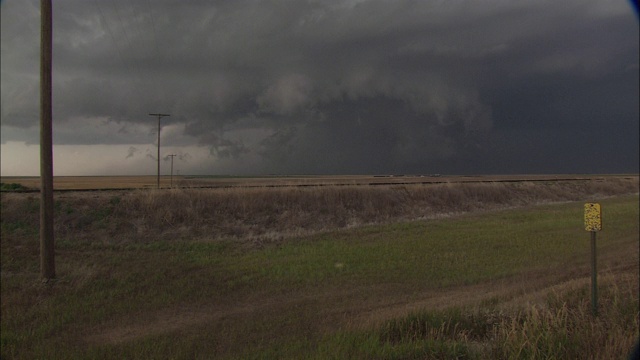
[
  {"xmin": 0, "ymin": 173, "xmax": 633, "ymax": 190},
  {"xmin": 1, "ymin": 175, "xmax": 638, "ymax": 359}
]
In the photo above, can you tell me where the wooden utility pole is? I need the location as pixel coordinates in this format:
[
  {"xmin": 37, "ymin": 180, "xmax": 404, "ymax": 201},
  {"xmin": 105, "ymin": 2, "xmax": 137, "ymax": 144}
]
[
  {"xmin": 40, "ymin": 0, "xmax": 55, "ymax": 280},
  {"xmin": 148, "ymin": 113, "xmax": 170, "ymax": 188},
  {"xmin": 167, "ymin": 154, "xmax": 177, "ymax": 188}
]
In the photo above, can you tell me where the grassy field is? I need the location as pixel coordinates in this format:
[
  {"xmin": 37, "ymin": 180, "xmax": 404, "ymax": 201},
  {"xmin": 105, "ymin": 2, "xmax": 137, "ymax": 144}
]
[{"xmin": 1, "ymin": 179, "xmax": 638, "ymax": 359}]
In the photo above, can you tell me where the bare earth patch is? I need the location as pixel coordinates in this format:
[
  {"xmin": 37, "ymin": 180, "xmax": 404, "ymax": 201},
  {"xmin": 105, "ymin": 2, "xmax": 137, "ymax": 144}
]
[{"xmin": 85, "ymin": 238, "xmax": 638, "ymax": 346}]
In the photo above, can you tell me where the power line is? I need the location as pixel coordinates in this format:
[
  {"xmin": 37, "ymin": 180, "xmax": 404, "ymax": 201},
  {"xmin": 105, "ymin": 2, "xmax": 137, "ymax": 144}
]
[
  {"xmin": 94, "ymin": 0, "xmax": 131, "ymax": 78},
  {"xmin": 110, "ymin": 2, "xmax": 133, "ymax": 55},
  {"xmin": 149, "ymin": 113, "xmax": 170, "ymax": 189},
  {"xmin": 167, "ymin": 154, "xmax": 177, "ymax": 188},
  {"xmin": 109, "ymin": 1, "xmax": 148, "ymax": 88},
  {"xmin": 128, "ymin": 2, "xmax": 148, "ymax": 49},
  {"xmin": 144, "ymin": 0, "xmax": 163, "ymax": 65},
  {"xmin": 94, "ymin": 0, "xmax": 154, "ymax": 98},
  {"xmin": 140, "ymin": 0, "xmax": 165, "ymax": 103}
]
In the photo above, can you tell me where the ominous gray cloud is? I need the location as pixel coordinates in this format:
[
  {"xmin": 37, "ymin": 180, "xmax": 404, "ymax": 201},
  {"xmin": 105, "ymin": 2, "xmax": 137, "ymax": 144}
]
[{"xmin": 1, "ymin": 0, "xmax": 638, "ymax": 175}]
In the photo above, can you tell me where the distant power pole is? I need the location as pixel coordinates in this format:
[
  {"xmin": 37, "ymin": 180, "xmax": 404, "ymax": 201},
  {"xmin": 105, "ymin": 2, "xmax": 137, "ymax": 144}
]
[
  {"xmin": 167, "ymin": 154, "xmax": 176, "ymax": 188},
  {"xmin": 148, "ymin": 113, "xmax": 170, "ymax": 188},
  {"xmin": 40, "ymin": 0, "xmax": 55, "ymax": 281}
]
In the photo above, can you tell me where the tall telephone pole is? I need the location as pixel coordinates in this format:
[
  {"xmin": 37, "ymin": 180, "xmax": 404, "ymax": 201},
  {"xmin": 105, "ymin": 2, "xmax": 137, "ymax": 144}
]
[
  {"xmin": 40, "ymin": 0, "xmax": 55, "ymax": 281},
  {"xmin": 167, "ymin": 154, "xmax": 176, "ymax": 188},
  {"xmin": 148, "ymin": 113, "xmax": 170, "ymax": 188}
]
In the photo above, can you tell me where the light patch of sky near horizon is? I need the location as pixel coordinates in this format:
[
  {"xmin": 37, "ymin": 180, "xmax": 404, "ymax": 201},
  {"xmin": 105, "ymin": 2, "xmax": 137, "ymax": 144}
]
[{"xmin": 0, "ymin": 142, "xmax": 219, "ymax": 176}]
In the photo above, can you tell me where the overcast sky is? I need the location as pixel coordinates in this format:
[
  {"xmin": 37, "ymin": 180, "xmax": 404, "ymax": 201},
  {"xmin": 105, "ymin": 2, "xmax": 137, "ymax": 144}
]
[{"xmin": 1, "ymin": 0, "xmax": 638, "ymax": 176}]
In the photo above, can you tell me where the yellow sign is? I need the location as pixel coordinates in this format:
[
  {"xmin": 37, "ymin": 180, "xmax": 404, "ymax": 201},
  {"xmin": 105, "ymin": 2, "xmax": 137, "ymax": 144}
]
[{"xmin": 584, "ymin": 203, "xmax": 602, "ymax": 232}]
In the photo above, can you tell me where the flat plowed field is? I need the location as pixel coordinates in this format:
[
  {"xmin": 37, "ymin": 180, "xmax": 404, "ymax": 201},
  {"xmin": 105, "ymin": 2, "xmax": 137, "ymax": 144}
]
[{"xmin": 2, "ymin": 174, "xmax": 636, "ymax": 191}]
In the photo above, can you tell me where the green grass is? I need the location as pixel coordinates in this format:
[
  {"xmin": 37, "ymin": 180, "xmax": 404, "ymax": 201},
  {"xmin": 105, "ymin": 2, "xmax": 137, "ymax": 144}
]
[
  {"xmin": 0, "ymin": 183, "xmax": 31, "ymax": 192},
  {"xmin": 203, "ymin": 197, "xmax": 636, "ymax": 290},
  {"xmin": 1, "ymin": 195, "xmax": 638, "ymax": 359}
]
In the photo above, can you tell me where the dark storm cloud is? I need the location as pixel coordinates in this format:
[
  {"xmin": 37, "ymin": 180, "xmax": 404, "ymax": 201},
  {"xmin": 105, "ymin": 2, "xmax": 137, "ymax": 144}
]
[{"xmin": 1, "ymin": 0, "xmax": 638, "ymax": 174}]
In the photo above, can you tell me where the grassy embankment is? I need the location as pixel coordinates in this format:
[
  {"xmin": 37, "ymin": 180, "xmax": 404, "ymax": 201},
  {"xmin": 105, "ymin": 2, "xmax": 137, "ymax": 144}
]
[{"xmin": 1, "ymin": 179, "xmax": 638, "ymax": 359}]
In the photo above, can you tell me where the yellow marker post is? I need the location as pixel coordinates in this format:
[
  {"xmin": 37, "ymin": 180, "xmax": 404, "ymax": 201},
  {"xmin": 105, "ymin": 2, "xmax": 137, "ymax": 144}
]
[
  {"xmin": 584, "ymin": 203, "xmax": 602, "ymax": 316},
  {"xmin": 584, "ymin": 203, "xmax": 602, "ymax": 232}
]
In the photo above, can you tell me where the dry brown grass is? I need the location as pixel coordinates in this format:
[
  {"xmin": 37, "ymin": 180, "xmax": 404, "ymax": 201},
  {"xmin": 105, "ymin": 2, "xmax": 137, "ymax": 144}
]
[
  {"xmin": 1, "ymin": 177, "xmax": 637, "ymax": 247},
  {"xmin": 488, "ymin": 270, "xmax": 640, "ymax": 359}
]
